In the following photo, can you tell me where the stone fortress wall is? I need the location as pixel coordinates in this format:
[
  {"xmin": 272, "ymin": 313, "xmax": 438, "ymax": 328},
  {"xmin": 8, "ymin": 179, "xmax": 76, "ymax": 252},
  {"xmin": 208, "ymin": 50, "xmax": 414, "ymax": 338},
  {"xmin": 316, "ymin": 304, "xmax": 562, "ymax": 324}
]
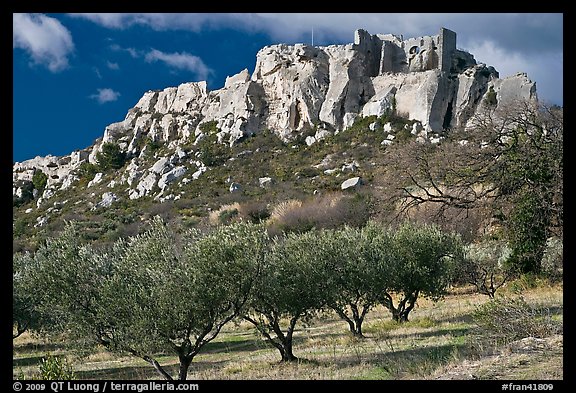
[{"xmin": 353, "ymin": 27, "xmax": 457, "ymax": 75}]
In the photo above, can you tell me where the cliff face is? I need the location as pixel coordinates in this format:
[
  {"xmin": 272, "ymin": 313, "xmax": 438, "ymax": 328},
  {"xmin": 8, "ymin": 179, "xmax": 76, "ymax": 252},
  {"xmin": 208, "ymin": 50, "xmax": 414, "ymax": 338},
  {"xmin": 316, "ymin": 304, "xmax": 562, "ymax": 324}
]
[{"xmin": 13, "ymin": 27, "xmax": 537, "ymax": 205}]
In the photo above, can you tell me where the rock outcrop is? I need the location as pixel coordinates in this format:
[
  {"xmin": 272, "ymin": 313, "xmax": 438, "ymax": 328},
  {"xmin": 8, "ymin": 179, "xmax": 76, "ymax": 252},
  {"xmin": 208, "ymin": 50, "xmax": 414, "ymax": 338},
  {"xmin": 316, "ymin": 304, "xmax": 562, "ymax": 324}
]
[{"xmin": 13, "ymin": 27, "xmax": 538, "ymax": 207}]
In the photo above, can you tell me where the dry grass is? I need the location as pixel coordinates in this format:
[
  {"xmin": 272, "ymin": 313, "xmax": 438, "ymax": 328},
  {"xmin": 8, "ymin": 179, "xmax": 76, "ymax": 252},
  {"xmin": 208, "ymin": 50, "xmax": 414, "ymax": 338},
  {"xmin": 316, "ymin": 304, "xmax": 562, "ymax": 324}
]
[
  {"xmin": 208, "ymin": 203, "xmax": 241, "ymax": 225},
  {"xmin": 268, "ymin": 199, "xmax": 303, "ymax": 223},
  {"xmin": 13, "ymin": 282, "xmax": 563, "ymax": 380}
]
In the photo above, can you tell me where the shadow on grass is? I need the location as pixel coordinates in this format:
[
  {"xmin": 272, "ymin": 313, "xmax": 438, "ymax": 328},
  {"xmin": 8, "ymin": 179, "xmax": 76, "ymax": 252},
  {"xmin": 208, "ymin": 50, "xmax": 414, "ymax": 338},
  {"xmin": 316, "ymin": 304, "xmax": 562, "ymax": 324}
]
[
  {"xmin": 532, "ymin": 305, "xmax": 563, "ymax": 316},
  {"xmin": 13, "ymin": 342, "xmax": 64, "ymax": 354},
  {"xmin": 308, "ymin": 322, "xmax": 471, "ymax": 342},
  {"xmin": 202, "ymin": 337, "xmax": 262, "ymax": 354},
  {"xmin": 380, "ymin": 326, "xmax": 471, "ymax": 341},
  {"xmin": 326, "ymin": 340, "xmax": 475, "ymax": 378},
  {"xmin": 13, "ymin": 355, "xmax": 46, "ymax": 368},
  {"xmin": 75, "ymin": 359, "xmax": 229, "ymax": 380},
  {"xmin": 75, "ymin": 364, "xmax": 172, "ymax": 380}
]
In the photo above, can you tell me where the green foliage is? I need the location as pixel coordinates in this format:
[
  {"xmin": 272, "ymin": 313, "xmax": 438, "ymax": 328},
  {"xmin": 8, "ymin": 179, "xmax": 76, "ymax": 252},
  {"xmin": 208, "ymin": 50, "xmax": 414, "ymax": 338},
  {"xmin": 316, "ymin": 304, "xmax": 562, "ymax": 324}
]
[
  {"xmin": 38, "ymin": 354, "xmax": 76, "ymax": 380},
  {"xmin": 96, "ymin": 142, "xmax": 126, "ymax": 171},
  {"xmin": 26, "ymin": 218, "xmax": 267, "ymax": 380},
  {"xmin": 244, "ymin": 230, "xmax": 329, "ymax": 361},
  {"xmin": 393, "ymin": 127, "xmax": 414, "ymax": 144},
  {"xmin": 146, "ymin": 138, "xmax": 161, "ymax": 153},
  {"xmin": 460, "ymin": 240, "xmax": 514, "ymax": 298},
  {"xmin": 486, "ymin": 104, "xmax": 561, "ymax": 274},
  {"xmin": 13, "ymin": 252, "xmax": 44, "ymax": 338},
  {"xmin": 196, "ymin": 132, "xmax": 230, "ymax": 167},
  {"xmin": 472, "ymin": 295, "xmax": 561, "ymax": 346},
  {"xmin": 13, "ymin": 181, "xmax": 35, "ymax": 207},
  {"xmin": 381, "ymin": 222, "xmax": 464, "ymax": 322},
  {"xmin": 27, "ymin": 222, "xmax": 110, "ymax": 338},
  {"xmin": 218, "ymin": 208, "xmax": 239, "ymax": 224},
  {"xmin": 506, "ymin": 192, "xmax": 549, "ymax": 274},
  {"xmin": 484, "ymin": 86, "xmax": 498, "ymax": 107},
  {"xmin": 32, "ymin": 170, "xmax": 48, "ymax": 192},
  {"xmin": 238, "ymin": 202, "xmax": 271, "ymax": 223},
  {"xmin": 199, "ymin": 120, "xmax": 219, "ymax": 135},
  {"xmin": 77, "ymin": 162, "xmax": 98, "ymax": 180},
  {"xmin": 321, "ymin": 222, "xmax": 394, "ymax": 336}
]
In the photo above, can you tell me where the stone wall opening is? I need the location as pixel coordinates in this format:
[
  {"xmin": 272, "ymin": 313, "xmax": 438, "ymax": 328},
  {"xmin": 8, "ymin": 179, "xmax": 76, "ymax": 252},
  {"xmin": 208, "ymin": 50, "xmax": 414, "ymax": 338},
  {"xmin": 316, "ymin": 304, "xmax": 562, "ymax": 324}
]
[{"xmin": 442, "ymin": 100, "xmax": 454, "ymax": 130}]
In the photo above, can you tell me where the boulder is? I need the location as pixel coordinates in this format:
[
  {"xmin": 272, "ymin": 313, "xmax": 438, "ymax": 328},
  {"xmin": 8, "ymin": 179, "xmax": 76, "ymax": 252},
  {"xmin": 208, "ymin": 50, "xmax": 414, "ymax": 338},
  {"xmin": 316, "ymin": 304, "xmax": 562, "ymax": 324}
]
[
  {"xmin": 229, "ymin": 182, "xmax": 242, "ymax": 193},
  {"xmin": 158, "ymin": 166, "xmax": 186, "ymax": 190},
  {"xmin": 87, "ymin": 172, "xmax": 104, "ymax": 187},
  {"xmin": 95, "ymin": 192, "xmax": 118, "ymax": 209},
  {"xmin": 341, "ymin": 177, "xmax": 363, "ymax": 190},
  {"xmin": 259, "ymin": 177, "xmax": 273, "ymax": 187}
]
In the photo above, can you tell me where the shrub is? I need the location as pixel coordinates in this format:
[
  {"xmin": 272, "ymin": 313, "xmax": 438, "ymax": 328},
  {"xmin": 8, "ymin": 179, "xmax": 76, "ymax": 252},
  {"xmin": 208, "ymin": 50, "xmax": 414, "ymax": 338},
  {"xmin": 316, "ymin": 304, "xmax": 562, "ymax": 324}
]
[
  {"xmin": 267, "ymin": 193, "xmax": 373, "ymax": 236},
  {"xmin": 199, "ymin": 120, "xmax": 219, "ymax": 134},
  {"xmin": 32, "ymin": 170, "xmax": 48, "ymax": 192},
  {"xmin": 484, "ymin": 86, "xmax": 498, "ymax": 107},
  {"xmin": 96, "ymin": 142, "xmax": 126, "ymax": 171},
  {"xmin": 460, "ymin": 239, "xmax": 514, "ymax": 298},
  {"xmin": 238, "ymin": 201, "xmax": 271, "ymax": 223},
  {"xmin": 146, "ymin": 138, "xmax": 161, "ymax": 154},
  {"xmin": 471, "ymin": 295, "xmax": 562, "ymax": 346},
  {"xmin": 77, "ymin": 162, "xmax": 98, "ymax": 180},
  {"xmin": 196, "ymin": 133, "xmax": 230, "ymax": 167},
  {"xmin": 38, "ymin": 354, "xmax": 76, "ymax": 380},
  {"xmin": 209, "ymin": 203, "xmax": 242, "ymax": 226}
]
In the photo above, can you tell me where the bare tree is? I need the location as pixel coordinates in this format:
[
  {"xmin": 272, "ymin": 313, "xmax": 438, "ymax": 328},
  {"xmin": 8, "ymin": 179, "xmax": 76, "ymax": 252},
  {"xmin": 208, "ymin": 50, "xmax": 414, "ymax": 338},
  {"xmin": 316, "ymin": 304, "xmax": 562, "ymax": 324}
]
[{"xmin": 378, "ymin": 100, "xmax": 562, "ymax": 273}]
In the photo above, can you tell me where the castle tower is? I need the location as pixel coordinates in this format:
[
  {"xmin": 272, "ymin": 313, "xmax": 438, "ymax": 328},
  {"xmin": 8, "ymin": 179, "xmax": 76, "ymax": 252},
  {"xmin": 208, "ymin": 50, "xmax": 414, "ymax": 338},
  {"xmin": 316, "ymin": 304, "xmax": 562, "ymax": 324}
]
[{"xmin": 438, "ymin": 27, "xmax": 456, "ymax": 73}]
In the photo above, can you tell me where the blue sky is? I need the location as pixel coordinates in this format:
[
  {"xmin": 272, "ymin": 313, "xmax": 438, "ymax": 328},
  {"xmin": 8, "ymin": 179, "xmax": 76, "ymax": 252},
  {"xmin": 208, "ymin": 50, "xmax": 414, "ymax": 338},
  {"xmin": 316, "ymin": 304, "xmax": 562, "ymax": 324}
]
[{"xmin": 13, "ymin": 13, "xmax": 563, "ymax": 163}]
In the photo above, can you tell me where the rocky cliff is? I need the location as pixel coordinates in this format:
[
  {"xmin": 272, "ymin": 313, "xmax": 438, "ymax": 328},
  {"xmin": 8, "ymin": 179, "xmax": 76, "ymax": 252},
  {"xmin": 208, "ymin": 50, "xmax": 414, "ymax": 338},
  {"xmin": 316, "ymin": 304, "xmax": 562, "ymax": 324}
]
[{"xmin": 13, "ymin": 27, "xmax": 537, "ymax": 212}]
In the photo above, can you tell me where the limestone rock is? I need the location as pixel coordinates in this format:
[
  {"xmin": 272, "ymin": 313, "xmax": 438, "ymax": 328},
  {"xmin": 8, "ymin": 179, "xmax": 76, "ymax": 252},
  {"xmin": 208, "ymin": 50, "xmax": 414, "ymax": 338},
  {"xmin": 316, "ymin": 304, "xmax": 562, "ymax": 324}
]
[
  {"xmin": 132, "ymin": 172, "xmax": 158, "ymax": 199},
  {"xmin": 341, "ymin": 177, "xmax": 363, "ymax": 190},
  {"xmin": 151, "ymin": 157, "xmax": 171, "ymax": 174},
  {"xmin": 225, "ymin": 69, "xmax": 250, "ymax": 88},
  {"xmin": 158, "ymin": 166, "xmax": 186, "ymax": 190},
  {"xmin": 87, "ymin": 172, "xmax": 104, "ymax": 187},
  {"xmin": 259, "ymin": 177, "xmax": 273, "ymax": 187},
  {"xmin": 13, "ymin": 26, "xmax": 542, "ymax": 205},
  {"xmin": 94, "ymin": 192, "xmax": 118, "ymax": 209},
  {"xmin": 35, "ymin": 216, "xmax": 48, "ymax": 228},
  {"xmin": 229, "ymin": 182, "xmax": 242, "ymax": 193}
]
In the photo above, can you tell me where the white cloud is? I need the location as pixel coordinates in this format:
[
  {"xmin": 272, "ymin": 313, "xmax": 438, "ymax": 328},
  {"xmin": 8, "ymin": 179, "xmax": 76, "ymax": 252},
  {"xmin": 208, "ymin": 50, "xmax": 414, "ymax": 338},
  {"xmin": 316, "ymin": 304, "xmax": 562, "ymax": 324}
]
[
  {"xmin": 107, "ymin": 61, "xmax": 120, "ymax": 70},
  {"xmin": 145, "ymin": 49, "xmax": 212, "ymax": 80},
  {"xmin": 110, "ymin": 44, "xmax": 141, "ymax": 58},
  {"xmin": 90, "ymin": 88, "xmax": 121, "ymax": 104},
  {"xmin": 69, "ymin": 13, "xmax": 246, "ymax": 32},
  {"xmin": 13, "ymin": 13, "xmax": 75, "ymax": 72},
  {"xmin": 93, "ymin": 66, "xmax": 102, "ymax": 79}
]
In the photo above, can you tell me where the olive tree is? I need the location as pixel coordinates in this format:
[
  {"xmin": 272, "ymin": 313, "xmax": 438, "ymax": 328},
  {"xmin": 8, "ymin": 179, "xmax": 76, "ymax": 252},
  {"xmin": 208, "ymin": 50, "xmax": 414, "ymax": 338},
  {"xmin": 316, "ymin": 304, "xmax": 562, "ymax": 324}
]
[
  {"xmin": 26, "ymin": 222, "xmax": 110, "ymax": 339},
  {"xmin": 29, "ymin": 218, "xmax": 267, "ymax": 380},
  {"xmin": 460, "ymin": 239, "xmax": 514, "ymax": 298},
  {"xmin": 380, "ymin": 222, "xmax": 463, "ymax": 322},
  {"xmin": 13, "ymin": 252, "xmax": 44, "ymax": 338},
  {"xmin": 243, "ymin": 230, "xmax": 328, "ymax": 361},
  {"xmin": 322, "ymin": 223, "xmax": 394, "ymax": 338}
]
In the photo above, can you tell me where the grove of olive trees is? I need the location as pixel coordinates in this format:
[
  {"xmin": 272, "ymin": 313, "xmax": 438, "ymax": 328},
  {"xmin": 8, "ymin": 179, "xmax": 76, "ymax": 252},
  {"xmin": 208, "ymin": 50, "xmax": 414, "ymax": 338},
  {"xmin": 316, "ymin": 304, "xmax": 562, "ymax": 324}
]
[{"xmin": 14, "ymin": 218, "xmax": 464, "ymax": 378}]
